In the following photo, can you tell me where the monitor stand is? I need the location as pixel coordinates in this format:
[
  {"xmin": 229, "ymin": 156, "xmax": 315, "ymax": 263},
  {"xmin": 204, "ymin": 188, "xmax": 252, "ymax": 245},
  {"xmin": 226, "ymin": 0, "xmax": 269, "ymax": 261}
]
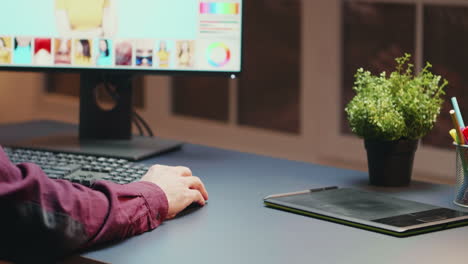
[{"xmin": 11, "ymin": 73, "xmax": 182, "ymax": 161}]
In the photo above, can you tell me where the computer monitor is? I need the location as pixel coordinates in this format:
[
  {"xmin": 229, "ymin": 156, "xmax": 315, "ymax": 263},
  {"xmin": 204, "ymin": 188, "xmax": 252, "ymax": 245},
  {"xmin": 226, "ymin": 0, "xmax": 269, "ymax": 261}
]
[{"xmin": 0, "ymin": 0, "xmax": 243, "ymax": 160}]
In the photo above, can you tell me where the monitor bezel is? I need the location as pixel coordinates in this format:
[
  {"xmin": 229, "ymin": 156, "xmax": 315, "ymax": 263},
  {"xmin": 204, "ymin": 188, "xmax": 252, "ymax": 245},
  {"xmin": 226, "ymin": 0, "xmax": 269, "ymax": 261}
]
[{"xmin": 0, "ymin": 65, "xmax": 241, "ymax": 77}]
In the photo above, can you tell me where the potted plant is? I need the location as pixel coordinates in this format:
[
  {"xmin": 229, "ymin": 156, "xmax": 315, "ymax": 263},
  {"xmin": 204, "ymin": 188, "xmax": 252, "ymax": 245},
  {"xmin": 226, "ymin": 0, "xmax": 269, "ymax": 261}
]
[{"xmin": 345, "ymin": 54, "xmax": 448, "ymax": 186}]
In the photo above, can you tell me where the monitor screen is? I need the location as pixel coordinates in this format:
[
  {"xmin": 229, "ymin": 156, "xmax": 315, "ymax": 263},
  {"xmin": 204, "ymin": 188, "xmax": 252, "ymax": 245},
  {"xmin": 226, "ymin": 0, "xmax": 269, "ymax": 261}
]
[{"xmin": 0, "ymin": 0, "xmax": 242, "ymax": 73}]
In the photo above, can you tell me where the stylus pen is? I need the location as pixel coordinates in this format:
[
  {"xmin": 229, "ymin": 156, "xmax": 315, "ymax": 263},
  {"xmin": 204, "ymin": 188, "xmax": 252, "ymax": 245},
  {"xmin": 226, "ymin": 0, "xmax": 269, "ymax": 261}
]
[
  {"xmin": 264, "ymin": 186, "xmax": 338, "ymax": 199},
  {"xmin": 451, "ymin": 97, "xmax": 465, "ymax": 128},
  {"xmin": 451, "ymin": 110, "xmax": 465, "ymax": 145}
]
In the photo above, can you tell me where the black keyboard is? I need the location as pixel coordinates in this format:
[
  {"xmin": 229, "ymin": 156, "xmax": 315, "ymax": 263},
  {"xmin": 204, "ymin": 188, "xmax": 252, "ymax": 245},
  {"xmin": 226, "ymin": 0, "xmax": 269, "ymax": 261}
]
[{"xmin": 4, "ymin": 147, "xmax": 150, "ymax": 187}]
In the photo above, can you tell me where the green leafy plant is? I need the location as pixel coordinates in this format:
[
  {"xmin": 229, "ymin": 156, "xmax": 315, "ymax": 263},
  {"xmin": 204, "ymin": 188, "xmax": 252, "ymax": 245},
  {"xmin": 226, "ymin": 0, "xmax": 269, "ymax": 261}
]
[{"xmin": 345, "ymin": 54, "xmax": 448, "ymax": 141}]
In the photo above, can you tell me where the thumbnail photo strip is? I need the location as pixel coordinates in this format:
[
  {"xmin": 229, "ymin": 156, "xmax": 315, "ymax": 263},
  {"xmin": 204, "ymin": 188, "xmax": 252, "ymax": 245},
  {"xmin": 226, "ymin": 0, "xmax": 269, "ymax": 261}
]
[{"xmin": 2, "ymin": 35, "xmax": 235, "ymax": 71}]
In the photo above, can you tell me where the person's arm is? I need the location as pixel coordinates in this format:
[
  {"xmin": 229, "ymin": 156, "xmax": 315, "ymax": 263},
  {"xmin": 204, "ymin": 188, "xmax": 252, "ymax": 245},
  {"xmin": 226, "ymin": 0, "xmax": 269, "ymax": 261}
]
[
  {"xmin": 0, "ymin": 148, "xmax": 208, "ymax": 263},
  {"xmin": 0, "ymin": 148, "xmax": 167, "ymax": 262}
]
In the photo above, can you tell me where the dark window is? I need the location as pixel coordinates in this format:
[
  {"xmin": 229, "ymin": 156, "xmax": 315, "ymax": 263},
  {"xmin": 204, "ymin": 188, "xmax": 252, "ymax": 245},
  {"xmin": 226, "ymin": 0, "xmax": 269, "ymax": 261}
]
[
  {"xmin": 172, "ymin": 76, "xmax": 229, "ymax": 122},
  {"xmin": 341, "ymin": 1, "xmax": 416, "ymax": 134},
  {"xmin": 238, "ymin": 0, "xmax": 301, "ymax": 133},
  {"xmin": 423, "ymin": 5, "xmax": 468, "ymax": 149}
]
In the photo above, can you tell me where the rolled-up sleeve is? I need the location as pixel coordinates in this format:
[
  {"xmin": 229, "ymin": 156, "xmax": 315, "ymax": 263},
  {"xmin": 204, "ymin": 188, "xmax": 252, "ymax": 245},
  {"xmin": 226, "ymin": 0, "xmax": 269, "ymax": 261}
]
[{"xmin": 0, "ymin": 147, "xmax": 168, "ymax": 263}]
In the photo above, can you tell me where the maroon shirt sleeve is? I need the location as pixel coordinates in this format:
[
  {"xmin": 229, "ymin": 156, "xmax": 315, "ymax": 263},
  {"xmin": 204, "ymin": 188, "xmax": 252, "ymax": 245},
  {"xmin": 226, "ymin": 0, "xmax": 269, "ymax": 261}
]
[{"xmin": 0, "ymin": 147, "xmax": 168, "ymax": 263}]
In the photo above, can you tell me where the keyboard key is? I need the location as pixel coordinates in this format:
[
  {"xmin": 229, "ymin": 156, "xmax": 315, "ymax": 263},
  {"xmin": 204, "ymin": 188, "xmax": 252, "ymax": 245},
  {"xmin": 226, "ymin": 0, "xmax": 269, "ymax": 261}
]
[
  {"xmin": 71, "ymin": 178, "xmax": 82, "ymax": 184},
  {"xmin": 82, "ymin": 179, "xmax": 95, "ymax": 186},
  {"xmin": 43, "ymin": 169, "xmax": 66, "ymax": 177},
  {"xmin": 48, "ymin": 174, "xmax": 63, "ymax": 180},
  {"xmin": 53, "ymin": 164, "xmax": 81, "ymax": 173}
]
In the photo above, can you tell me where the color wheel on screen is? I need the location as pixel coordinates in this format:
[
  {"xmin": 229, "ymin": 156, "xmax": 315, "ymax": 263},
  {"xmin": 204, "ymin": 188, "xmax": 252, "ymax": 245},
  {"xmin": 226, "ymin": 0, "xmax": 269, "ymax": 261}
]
[{"xmin": 207, "ymin": 43, "xmax": 231, "ymax": 67}]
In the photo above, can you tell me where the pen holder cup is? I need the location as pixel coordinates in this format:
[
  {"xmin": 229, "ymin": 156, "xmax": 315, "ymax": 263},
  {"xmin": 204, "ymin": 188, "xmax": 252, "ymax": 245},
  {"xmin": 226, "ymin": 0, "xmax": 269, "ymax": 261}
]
[{"xmin": 454, "ymin": 144, "xmax": 468, "ymax": 207}]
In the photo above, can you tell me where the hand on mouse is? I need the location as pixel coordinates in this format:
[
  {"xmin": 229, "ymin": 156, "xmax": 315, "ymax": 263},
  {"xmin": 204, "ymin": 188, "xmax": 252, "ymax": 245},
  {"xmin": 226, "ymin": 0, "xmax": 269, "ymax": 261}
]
[{"xmin": 141, "ymin": 165, "xmax": 209, "ymax": 219}]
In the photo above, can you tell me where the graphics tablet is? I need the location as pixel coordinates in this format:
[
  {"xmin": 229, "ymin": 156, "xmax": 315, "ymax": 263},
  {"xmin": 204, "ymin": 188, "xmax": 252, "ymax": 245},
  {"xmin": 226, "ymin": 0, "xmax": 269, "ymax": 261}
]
[{"xmin": 264, "ymin": 187, "xmax": 468, "ymax": 237}]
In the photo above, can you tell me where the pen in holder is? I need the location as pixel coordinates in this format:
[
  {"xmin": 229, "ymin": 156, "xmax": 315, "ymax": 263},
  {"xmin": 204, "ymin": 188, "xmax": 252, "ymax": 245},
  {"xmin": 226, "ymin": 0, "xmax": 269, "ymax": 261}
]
[{"xmin": 454, "ymin": 143, "xmax": 468, "ymax": 207}]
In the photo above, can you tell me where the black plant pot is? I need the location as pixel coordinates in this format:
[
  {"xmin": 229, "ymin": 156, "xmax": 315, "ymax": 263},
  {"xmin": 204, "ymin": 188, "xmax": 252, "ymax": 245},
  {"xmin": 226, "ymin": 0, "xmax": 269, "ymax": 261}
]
[{"xmin": 364, "ymin": 139, "xmax": 419, "ymax": 187}]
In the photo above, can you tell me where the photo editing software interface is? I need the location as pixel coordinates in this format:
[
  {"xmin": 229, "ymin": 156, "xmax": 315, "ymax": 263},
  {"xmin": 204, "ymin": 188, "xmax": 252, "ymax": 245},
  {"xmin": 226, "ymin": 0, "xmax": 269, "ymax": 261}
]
[{"xmin": 0, "ymin": 0, "xmax": 242, "ymax": 73}]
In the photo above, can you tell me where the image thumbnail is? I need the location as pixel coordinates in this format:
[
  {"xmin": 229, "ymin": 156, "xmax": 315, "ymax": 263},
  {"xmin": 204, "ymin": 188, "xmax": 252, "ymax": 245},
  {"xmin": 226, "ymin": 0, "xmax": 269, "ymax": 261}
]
[
  {"xmin": 156, "ymin": 40, "xmax": 174, "ymax": 68},
  {"xmin": 34, "ymin": 38, "xmax": 53, "ymax": 65},
  {"xmin": 176, "ymin": 40, "xmax": 194, "ymax": 68},
  {"xmin": 55, "ymin": 0, "xmax": 118, "ymax": 38},
  {"xmin": 115, "ymin": 40, "xmax": 133, "ymax": 66},
  {"xmin": 0, "ymin": 37, "xmax": 12, "ymax": 64},
  {"xmin": 74, "ymin": 39, "xmax": 93, "ymax": 66},
  {"xmin": 13, "ymin": 37, "xmax": 32, "ymax": 64},
  {"xmin": 54, "ymin": 39, "xmax": 72, "ymax": 65},
  {"xmin": 96, "ymin": 39, "xmax": 113, "ymax": 66},
  {"xmin": 135, "ymin": 40, "xmax": 154, "ymax": 67}
]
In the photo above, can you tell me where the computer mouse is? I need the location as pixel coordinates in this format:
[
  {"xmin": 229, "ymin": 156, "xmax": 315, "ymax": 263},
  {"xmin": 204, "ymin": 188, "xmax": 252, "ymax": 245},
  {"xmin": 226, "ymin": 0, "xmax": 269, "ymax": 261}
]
[{"xmin": 176, "ymin": 202, "xmax": 206, "ymax": 218}]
